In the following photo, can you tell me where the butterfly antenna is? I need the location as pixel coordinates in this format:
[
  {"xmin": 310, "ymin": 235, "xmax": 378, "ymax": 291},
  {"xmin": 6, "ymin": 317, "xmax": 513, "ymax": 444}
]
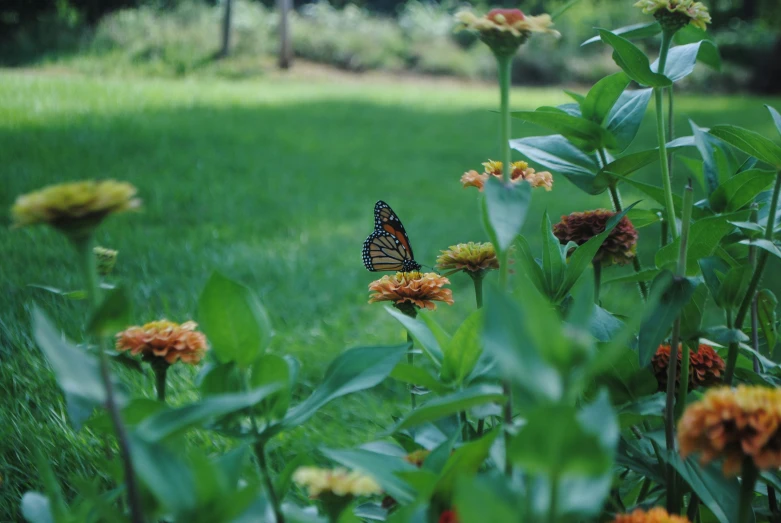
[{"xmin": 420, "ymin": 263, "xmax": 439, "ymax": 274}]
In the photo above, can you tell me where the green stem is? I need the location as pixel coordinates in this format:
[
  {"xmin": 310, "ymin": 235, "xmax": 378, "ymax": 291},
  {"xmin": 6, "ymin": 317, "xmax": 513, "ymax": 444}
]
[
  {"xmin": 496, "ymin": 52, "xmax": 513, "ymax": 289},
  {"xmin": 607, "ymin": 182, "xmax": 649, "ymax": 300},
  {"xmin": 472, "ymin": 272, "xmax": 484, "ymax": 309},
  {"xmin": 667, "ymin": 84, "xmax": 675, "ymax": 182},
  {"xmin": 154, "ymin": 363, "xmax": 169, "ymax": 403},
  {"xmin": 502, "ymin": 379, "xmax": 512, "ymax": 477},
  {"xmin": 407, "ymin": 330, "xmax": 416, "ymax": 410},
  {"xmin": 477, "ymin": 418, "xmax": 485, "ymax": 437},
  {"xmin": 254, "ymin": 441, "xmax": 285, "ymax": 523},
  {"xmin": 548, "ymin": 474, "xmax": 559, "ymax": 523},
  {"xmin": 593, "ymin": 260, "xmax": 602, "ymax": 304},
  {"xmin": 726, "ymin": 170, "xmax": 781, "ymax": 384},
  {"xmin": 687, "ymin": 493, "xmax": 700, "ymax": 522},
  {"xmin": 738, "ymin": 458, "xmax": 758, "ymax": 523},
  {"xmin": 749, "ymin": 205, "xmax": 761, "ymax": 373},
  {"xmin": 71, "ymin": 232, "xmax": 144, "ymax": 523},
  {"xmin": 654, "ymin": 29, "xmax": 678, "ymax": 241},
  {"xmin": 769, "ymin": 484, "xmax": 779, "ymax": 521},
  {"xmin": 676, "ymin": 341, "xmax": 690, "ymax": 420}
]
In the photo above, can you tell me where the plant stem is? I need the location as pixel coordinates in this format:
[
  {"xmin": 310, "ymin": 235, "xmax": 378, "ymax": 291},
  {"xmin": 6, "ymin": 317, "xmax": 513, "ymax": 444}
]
[
  {"xmin": 750, "ymin": 204, "xmax": 761, "ymax": 373},
  {"xmin": 769, "ymin": 483, "xmax": 779, "ymax": 521},
  {"xmin": 502, "ymin": 379, "xmax": 512, "ymax": 477},
  {"xmin": 496, "ymin": 52, "xmax": 513, "ymax": 289},
  {"xmin": 477, "ymin": 418, "xmax": 485, "ymax": 437},
  {"xmin": 687, "ymin": 493, "xmax": 700, "ymax": 522},
  {"xmin": 154, "ymin": 362, "xmax": 169, "ymax": 403},
  {"xmin": 738, "ymin": 458, "xmax": 758, "ymax": 523},
  {"xmin": 726, "ymin": 170, "xmax": 781, "ymax": 384},
  {"xmin": 667, "ymin": 85, "xmax": 675, "ymax": 180},
  {"xmin": 676, "ymin": 341, "xmax": 690, "ymax": 420},
  {"xmin": 654, "ymin": 29, "xmax": 678, "ymax": 241},
  {"xmin": 548, "ymin": 474, "xmax": 559, "ymax": 523},
  {"xmin": 636, "ymin": 477, "xmax": 652, "ymax": 504},
  {"xmin": 607, "ymin": 182, "xmax": 649, "ymax": 300},
  {"xmin": 472, "ymin": 272, "xmax": 484, "ymax": 309},
  {"xmin": 593, "ymin": 260, "xmax": 602, "ymax": 304},
  {"xmin": 407, "ymin": 330, "xmax": 416, "ymax": 409},
  {"xmin": 72, "ymin": 232, "xmax": 144, "ymax": 523},
  {"xmin": 254, "ymin": 440, "xmax": 285, "ymax": 523}
]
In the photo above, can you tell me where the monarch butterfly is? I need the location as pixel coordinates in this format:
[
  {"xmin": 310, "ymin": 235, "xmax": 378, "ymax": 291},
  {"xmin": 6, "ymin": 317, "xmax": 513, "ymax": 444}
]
[{"xmin": 362, "ymin": 200, "xmax": 422, "ymax": 272}]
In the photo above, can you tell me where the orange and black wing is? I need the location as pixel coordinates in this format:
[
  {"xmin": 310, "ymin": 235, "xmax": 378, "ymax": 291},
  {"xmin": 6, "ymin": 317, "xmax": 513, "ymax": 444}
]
[{"xmin": 362, "ymin": 201, "xmax": 420, "ymax": 272}]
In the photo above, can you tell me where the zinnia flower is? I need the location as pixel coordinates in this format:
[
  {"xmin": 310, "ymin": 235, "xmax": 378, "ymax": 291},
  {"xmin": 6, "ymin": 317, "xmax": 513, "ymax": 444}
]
[
  {"xmin": 116, "ymin": 320, "xmax": 209, "ymax": 365},
  {"xmin": 368, "ymin": 271, "xmax": 454, "ymax": 313},
  {"xmin": 552, "ymin": 209, "xmax": 638, "ymax": 266},
  {"xmin": 652, "ymin": 343, "xmax": 725, "ymax": 392},
  {"xmin": 678, "ymin": 385, "xmax": 781, "ymax": 475},
  {"xmin": 460, "ymin": 160, "xmax": 553, "ymax": 192},
  {"xmin": 11, "ymin": 180, "xmax": 141, "ymax": 231},
  {"xmin": 94, "ymin": 246, "xmax": 118, "ymax": 276},
  {"xmin": 404, "ymin": 449, "xmax": 431, "ymax": 467},
  {"xmin": 437, "ymin": 242, "xmax": 499, "ymax": 275},
  {"xmin": 293, "ymin": 467, "xmax": 382, "ymax": 498},
  {"xmin": 455, "ymin": 8, "xmax": 559, "ymax": 56},
  {"xmin": 612, "ymin": 507, "xmax": 690, "ymax": 523},
  {"xmin": 634, "ymin": 0, "xmax": 711, "ymax": 31},
  {"xmin": 439, "ymin": 510, "xmax": 460, "ymax": 523}
]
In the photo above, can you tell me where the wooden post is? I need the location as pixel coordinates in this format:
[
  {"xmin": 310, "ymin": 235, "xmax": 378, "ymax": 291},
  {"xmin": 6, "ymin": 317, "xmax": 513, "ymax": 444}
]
[
  {"xmin": 219, "ymin": 0, "xmax": 233, "ymax": 59},
  {"xmin": 278, "ymin": 0, "xmax": 292, "ymax": 69}
]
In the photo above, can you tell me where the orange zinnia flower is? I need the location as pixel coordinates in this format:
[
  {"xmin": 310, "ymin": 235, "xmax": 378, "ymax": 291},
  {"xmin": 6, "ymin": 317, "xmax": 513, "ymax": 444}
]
[
  {"xmin": 612, "ymin": 507, "xmax": 690, "ymax": 522},
  {"xmin": 460, "ymin": 160, "xmax": 552, "ymax": 192},
  {"xmin": 116, "ymin": 320, "xmax": 209, "ymax": 365},
  {"xmin": 678, "ymin": 385, "xmax": 781, "ymax": 475},
  {"xmin": 368, "ymin": 271, "xmax": 454, "ymax": 312},
  {"xmin": 652, "ymin": 343, "xmax": 725, "ymax": 392}
]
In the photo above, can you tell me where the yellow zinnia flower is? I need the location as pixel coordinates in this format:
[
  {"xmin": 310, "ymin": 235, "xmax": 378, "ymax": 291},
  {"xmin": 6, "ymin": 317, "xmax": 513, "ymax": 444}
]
[
  {"xmin": 293, "ymin": 467, "xmax": 382, "ymax": 498},
  {"xmin": 437, "ymin": 242, "xmax": 499, "ymax": 274}
]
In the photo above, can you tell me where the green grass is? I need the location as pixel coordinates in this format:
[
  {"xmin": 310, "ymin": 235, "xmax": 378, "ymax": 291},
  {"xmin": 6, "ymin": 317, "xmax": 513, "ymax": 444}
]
[{"xmin": 1, "ymin": 68, "xmax": 780, "ymax": 520}]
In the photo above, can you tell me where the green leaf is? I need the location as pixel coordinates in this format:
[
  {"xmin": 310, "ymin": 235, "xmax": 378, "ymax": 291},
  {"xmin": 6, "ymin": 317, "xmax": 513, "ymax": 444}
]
[
  {"xmin": 88, "ymin": 287, "xmax": 131, "ymax": 337},
  {"xmin": 655, "ymin": 213, "xmax": 747, "ymax": 275},
  {"xmin": 600, "ymin": 149, "xmax": 657, "ymax": 181},
  {"xmin": 767, "ymin": 105, "xmax": 781, "ymax": 139},
  {"xmin": 757, "ymin": 289, "xmax": 778, "ymax": 357},
  {"xmin": 709, "ymin": 169, "xmax": 776, "ymax": 213},
  {"xmin": 702, "ymin": 326, "xmax": 749, "ymax": 345},
  {"xmin": 652, "ymin": 41, "xmax": 719, "ymax": 82},
  {"xmin": 484, "ymin": 285, "xmax": 563, "ymax": 401},
  {"xmin": 741, "ymin": 238, "xmax": 781, "ymax": 260},
  {"xmin": 391, "ymin": 362, "xmax": 450, "ymax": 395},
  {"xmin": 511, "ymin": 109, "xmax": 616, "ymax": 150},
  {"xmin": 514, "ymin": 235, "xmax": 547, "ymax": 296},
  {"xmin": 599, "ymin": 29, "xmax": 672, "ymax": 87},
  {"xmin": 418, "ymin": 313, "xmax": 452, "ymax": 354},
  {"xmin": 386, "ymin": 308, "xmax": 443, "ymax": 365},
  {"xmin": 128, "ymin": 433, "xmax": 197, "ymax": 514},
  {"xmin": 510, "ymin": 135, "xmax": 603, "ymax": 195},
  {"xmin": 441, "ymin": 310, "xmax": 483, "ymax": 386},
  {"xmin": 21, "ymin": 493, "xmax": 54, "ymax": 523},
  {"xmin": 582, "ymin": 72, "xmax": 631, "ymax": 124},
  {"xmin": 563, "ymin": 89, "xmax": 585, "ymax": 105},
  {"xmin": 199, "ymin": 362, "xmax": 244, "ymax": 396},
  {"xmin": 692, "ymin": 121, "xmax": 734, "ymax": 195},
  {"xmin": 388, "ymin": 385, "xmax": 505, "ymax": 433},
  {"xmin": 603, "ymin": 268, "xmax": 660, "ymax": 285},
  {"xmin": 665, "ymin": 454, "xmax": 744, "ymax": 523},
  {"xmin": 432, "ymin": 431, "xmax": 499, "ymax": 498},
  {"xmin": 606, "ymin": 89, "xmax": 653, "ymax": 152},
  {"xmin": 588, "ymin": 348, "xmax": 657, "ymax": 406},
  {"xmin": 198, "ymin": 272, "xmax": 272, "ymax": 367},
  {"xmin": 638, "ymin": 272, "xmax": 699, "ymax": 366},
  {"xmin": 626, "ymin": 208, "xmax": 661, "ymax": 228},
  {"xmin": 581, "ymin": 22, "xmax": 660, "ymax": 46},
  {"xmin": 541, "ymin": 211, "xmax": 567, "ymax": 296},
  {"xmin": 483, "ymin": 176, "xmax": 531, "ymax": 252},
  {"xmin": 680, "ymin": 284, "xmax": 708, "ymax": 341},
  {"xmin": 250, "ymin": 354, "xmax": 291, "ymax": 420},
  {"xmin": 136, "ymin": 384, "xmax": 282, "ymax": 442},
  {"xmin": 455, "ymin": 476, "xmax": 518, "ymax": 523},
  {"xmin": 709, "ymin": 125, "xmax": 781, "ymax": 169},
  {"xmin": 283, "ymin": 344, "xmax": 408, "ymax": 428},
  {"xmin": 715, "ymin": 265, "xmax": 752, "ymax": 311},
  {"xmin": 321, "ymin": 448, "xmax": 416, "ymax": 504}
]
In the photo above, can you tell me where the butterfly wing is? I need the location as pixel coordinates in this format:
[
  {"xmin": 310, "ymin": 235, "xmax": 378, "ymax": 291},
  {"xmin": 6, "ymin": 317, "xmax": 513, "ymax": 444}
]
[
  {"xmin": 362, "ymin": 200, "xmax": 419, "ymax": 272},
  {"xmin": 374, "ymin": 200, "xmax": 415, "ymax": 261}
]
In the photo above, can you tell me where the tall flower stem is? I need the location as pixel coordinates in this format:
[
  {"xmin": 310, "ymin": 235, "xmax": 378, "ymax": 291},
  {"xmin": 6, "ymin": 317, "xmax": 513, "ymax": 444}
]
[
  {"xmin": 153, "ymin": 362, "xmax": 169, "ymax": 403},
  {"xmin": 253, "ymin": 440, "xmax": 285, "ymax": 523},
  {"xmin": 471, "ymin": 273, "xmax": 485, "ymax": 309},
  {"xmin": 496, "ymin": 52, "xmax": 513, "ymax": 289},
  {"xmin": 738, "ymin": 458, "xmax": 759, "ymax": 523},
  {"xmin": 687, "ymin": 493, "xmax": 700, "ymax": 522},
  {"xmin": 725, "ymin": 170, "xmax": 781, "ymax": 384},
  {"xmin": 676, "ymin": 341, "xmax": 690, "ymax": 420},
  {"xmin": 71, "ymin": 232, "xmax": 143, "ymax": 523},
  {"xmin": 593, "ymin": 261, "xmax": 602, "ymax": 304},
  {"xmin": 407, "ymin": 330, "xmax": 416, "ymax": 409},
  {"xmin": 548, "ymin": 473, "xmax": 560, "ymax": 523},
  {"xmin": 654, "ymin": 29, "xmax": 678, "ymax": 241}
]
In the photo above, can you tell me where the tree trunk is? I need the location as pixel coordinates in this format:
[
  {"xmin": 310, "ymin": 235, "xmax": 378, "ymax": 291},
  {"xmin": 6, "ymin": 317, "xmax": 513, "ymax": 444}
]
[
  {"xmin": 219, "ymin": 0, "xmax": 232, "ymax": 59},
  {"xmin": 278, "ymin": 0, "xmax": 292, "ymax": 69}
]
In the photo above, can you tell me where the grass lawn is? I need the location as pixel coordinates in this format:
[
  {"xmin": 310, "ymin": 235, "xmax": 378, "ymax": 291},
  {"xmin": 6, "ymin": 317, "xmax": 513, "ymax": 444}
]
[{"xmin": 1, "ymin": 68, "xmax": 780, "ymax": 519}]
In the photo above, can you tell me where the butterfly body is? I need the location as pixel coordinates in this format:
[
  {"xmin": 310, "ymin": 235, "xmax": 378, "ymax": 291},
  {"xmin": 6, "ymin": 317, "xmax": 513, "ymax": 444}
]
[{"xmin": 362, "ymin": 201, "xmax": 421, "ymax": 272}]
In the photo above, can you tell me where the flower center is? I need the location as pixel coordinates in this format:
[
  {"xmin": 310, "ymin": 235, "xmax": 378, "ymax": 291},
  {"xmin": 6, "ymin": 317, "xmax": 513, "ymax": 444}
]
[{"xmin": 486, "ymin": 8, "xmax": 525, "ymax": 25}]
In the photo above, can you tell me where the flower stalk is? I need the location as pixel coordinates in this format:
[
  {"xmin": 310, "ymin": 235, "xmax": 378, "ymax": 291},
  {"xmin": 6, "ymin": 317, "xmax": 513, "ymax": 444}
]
[
  {"xmin": 738, "ymin": 458, "xmax": 759, "ymax": 523},
  {"xmin": 406, "ymin": 329, "xmax": 416, "ymax": 409},
  {"xmin": 725, "ymin": 170, "xmax": 781, "ymax": 384},
  {"xmin": 655, "ymin": 29, "xmax": 678, "ymax": 241},
  {"xmin": 471, "ymin": 273, "xmax": 485, "ymax": 309},
  {"xmin": 497, "ymin": 53, "xmax": 513, "ymax": 289},
  {"xmin": 153, "ymin": 361, "xmax": 169, "ymax": 403},
  {"xmin": 254, "ymin": 440, "xmax": 285, "ymax": 523}
]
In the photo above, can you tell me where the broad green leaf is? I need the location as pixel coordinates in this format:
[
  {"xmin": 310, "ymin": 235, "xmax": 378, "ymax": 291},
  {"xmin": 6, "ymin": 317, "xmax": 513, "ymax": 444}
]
[
  {"xmin": 563, "ymin": 89, "xmax": 585, "ymax": 105},
  {"xmin": 510, "ymin": 109, "xmax": 616, "ymax": 150},
  {"xmin": 588, "ymin": 348, "xmax": 656, "ymax": 406},
  {"xmin": 665, "ymin": 454, "xmax": 745, "ymax": 523},
  {"xmin": 581, "ymin": 22, "xmax": 660, "ymax": 46},
  {"xmin": 483, "ymin": 176, "xmax": 531, "ymax": 251},
  {"xmin": 484, "ymin": 285, "xmax": 563, "ymax": 401},
  {"xmin": 128, "ymin": 433, "xmax": 197, "ymax": 514},
  {"xmin": 709, "ymin": 125, "xmax": 781, "ymax": 168},
  {"xmin": 198, "ymin": 272, "xmax": 272, "ymax": 367},
  {"xmin": 638, "ymin": 272, "xmax": 699, "ymax": 366},
  {"xmin": 88, "ymin": 287, "xmax": 131, "ymax": 337},
  {"xmin": 757, "ymin": 289, "xmax": 778, "ymax": 357},
  {"xmin": 283, "ymin": 344, "xmax": 408, "ymax": 428},
  {"xmin": 693, "ymin": 121, "xmax": 736, "ymax": 195},
  {"xmin": 419, "ymin": 313, "xmax": 452, "ymax": 354},
  {"xmin": 715, "ymin": 265, "xmax": 752, "ymax": 311},
  {"xmin": 386, "ymin": 308, "xmax": 443, "ymax": 365},
  {"xmin": 510, "ymin": 135, "xmax": 603, "ymax": 195},
  {"xmin": 600, "ymin": 149, "xmax": 658, "ymax": 180},
  {"xmin": 709, "ymin": 169, "xmax": 776, "ymax": 213},
  {"xmin": 455, "ymin": 476, "xmax": 518, "ymax": 523},
  {"xmin": 433, "ymin": 430, "xmax": 499, "ymax": 498},
  {"xmin": 582, "ymin": 72, "xmax": 631, "ymax": 124},
  {"xmin": 605, "ymin": 89, "xmax": 653, "ymax": 152},
  {"xmin": 702, "ymin": 326, "xmax": 749, "ymax": 345},
  {"xmin": 651, "ymin": 41, "xmax": 719, "ymax": 82},
  {"xmin": 699, "ymin": 256, "xmax": 731, "ymax": 306},
  {"xmin": 599, "ymin": 30, "xmax": 672, "ymax": 87},
  {"xmin": 768, "ymin": 105, "xmax": 781, "ymax": 138},
  {"xmin": 655, "ymin": 213, "xmax": 747, "ymax": 275},
  {"xmin": 321, "ymin": 448, "xmax": 416, "ymax": 504},
  {"xmin": 20, "ymin": 493, "xmax": 54, "ymax": 523},
  {"xmin": 391, "ymin": 362, "xmax": 450, "ymax": 395},
  {"xmin": 250, "ymin": 354, "xmax": 291, "ymax": 420},
  {"xmin": 626, "ymin": 208, "xmax": 661, "ymax": 228},
  {"xmin": 135, "ymin": 384, "xmax": 283, "ymax": 442},
  {"xmin": 680, "ymin": 284, "xmax": 708, "ymax": 341},
  {"xmin": 388, "ymin": 385, "xmax": 505, "ymax": 432},
  {"xmin": 541, "ymin": 211, "xmax": 567, "ymax": 296},
  {"xmin": 199, "ymin": 362, "xmax": 243, "ymax": 396},
  {"xmin": 441, "ymin": 310, "xmax": 483, "ymax": 386}
]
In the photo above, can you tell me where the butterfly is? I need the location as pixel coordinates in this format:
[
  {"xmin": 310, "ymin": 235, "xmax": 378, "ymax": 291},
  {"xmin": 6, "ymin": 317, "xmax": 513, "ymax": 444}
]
[{"xmin": 362, "ymin": 200, "xmax": 422, "ymax": 272}]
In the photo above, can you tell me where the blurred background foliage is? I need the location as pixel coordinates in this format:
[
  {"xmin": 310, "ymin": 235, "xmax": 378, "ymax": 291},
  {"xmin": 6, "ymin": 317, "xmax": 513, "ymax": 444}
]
[{"xmin": 1, "ymin": 0, "xmax": 779, "ymax": 92}]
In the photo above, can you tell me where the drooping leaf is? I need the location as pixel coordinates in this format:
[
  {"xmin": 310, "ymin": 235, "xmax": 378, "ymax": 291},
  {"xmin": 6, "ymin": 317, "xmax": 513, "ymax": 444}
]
[
  {"xmin": 510, "ymin": 135, "xmax": 603, "ymax": 195},
  {"xmin": 709, "ymin": 169, "xmax": 776, "ymax": 213},
  {"xmin": 432, "ymin": 430, "xmax": 499, "ymax": 498},
  {"xmin": 388, "ymin": 385, "xmax": 505, "ymax": 432},
  {"xmin": 510, "ymin": 109, "xmax": 616, "ymax": 150},
  {"xmin": 638, "ymin": 272, "xmax": 699, "ymax": 366},
  {"xmin": 605, "ymin": 89, "xmax": 653, "ymax": 152},
  {"xmin": 391, "ymin": 363, "xmax": 450, "ymax": 395},
  {"xmin": 483, "ymin": 176, "xmax": 531, "ymax": 251},
  {"xmin": 709, "ymin": 125, "xmax": 781, "ymax": 169},
  {"xmin": 692, "ymin": 121, "xmax": 734, "ymax": 195},
  {"xmin": 198, "ymin": 272, "xmax": 272, "ymax": 367},
  {"xmin": 599, "ymin": 30, "xmax": 672, "ymax": 87},
  {"xmin": 581, "ymin": 22, "xmax": 660, "ymax": 46},
  {"xmin": 441, "ymin": 310, "xmax": 483, "ymax": 386},
  {"xmin": 741, "ymin": 238, "xmax": 781, "ymax": 260},
  {"xmin": 283, "ymin": 344, "xmax": 408, "ymax": 428}
]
